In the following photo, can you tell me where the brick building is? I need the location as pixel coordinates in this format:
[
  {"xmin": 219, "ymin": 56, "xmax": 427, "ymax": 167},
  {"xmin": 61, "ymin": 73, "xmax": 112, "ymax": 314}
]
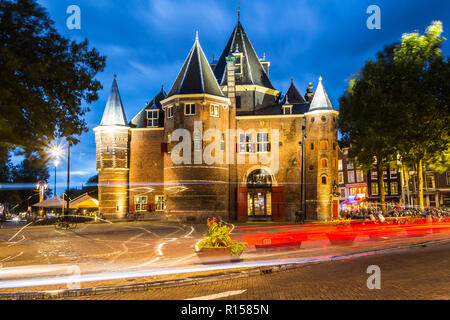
[
  {"xmin": 94, "ymin": 19, "xmax": 339, "ymax": 222},
  {"xmin": 338, "ymin": 148, "xmax": 368, "ymax": 210}
]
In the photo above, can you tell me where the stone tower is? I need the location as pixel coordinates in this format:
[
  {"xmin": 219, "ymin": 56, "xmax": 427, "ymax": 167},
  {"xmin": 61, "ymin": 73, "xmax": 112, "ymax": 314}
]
[
  {"xmin": 161, "ymin": 33, "xmax": 232, "ymax": 222},
  {"xmin": 94, "ymin": 76, "xmax": 130, "ymax": 219},
  {"xmin": 304, "ymin": 77, "xmax": 339, "ymax": 221}
]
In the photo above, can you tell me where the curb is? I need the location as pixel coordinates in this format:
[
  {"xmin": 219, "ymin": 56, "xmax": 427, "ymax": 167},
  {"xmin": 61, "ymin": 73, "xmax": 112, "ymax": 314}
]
[{"xmin": 1, "ymin": 238, "xmax": 449, "ymax": 300}]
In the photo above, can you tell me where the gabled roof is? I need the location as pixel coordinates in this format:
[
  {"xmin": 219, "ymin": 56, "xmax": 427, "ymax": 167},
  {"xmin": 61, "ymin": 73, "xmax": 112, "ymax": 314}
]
[
  {"xmin": 309, "ymin": 76, "xmax": 334, "ymax": 111},
  {"xmin": 100, "ymin": 77, "xmax": 128, "ymax": 126},
  {"xmin": 167, "ymin": 33, "xmax": 224, "ymax": 98},
  {"xmin": 130, "ymin": 86, "xmax": 167, "ymax": 128},
  {"xmin": 213, "ymin": 21, "xmax": 274, "ymax": 89},
  {"xmin": 281, "ymin": 79, "xmax": 307, "ymax": 105}
]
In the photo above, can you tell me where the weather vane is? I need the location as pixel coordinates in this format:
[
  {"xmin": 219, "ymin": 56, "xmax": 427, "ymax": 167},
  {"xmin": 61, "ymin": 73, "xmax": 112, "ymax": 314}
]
[{"xmin": 238, "ymin": 0, "xmax": 241, "ymax": 22}]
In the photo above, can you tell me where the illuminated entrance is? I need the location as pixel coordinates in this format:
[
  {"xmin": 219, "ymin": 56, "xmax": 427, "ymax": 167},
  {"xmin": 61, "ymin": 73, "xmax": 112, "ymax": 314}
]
[{"xmin": 247, "ymin": 169, "xmax": 272, "ymax": 219}]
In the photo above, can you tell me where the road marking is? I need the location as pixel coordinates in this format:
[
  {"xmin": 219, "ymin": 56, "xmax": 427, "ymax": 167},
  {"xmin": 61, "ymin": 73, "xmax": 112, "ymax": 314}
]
[
  {"xmin": 8, "ymin": 235, "xmax": 25, "ymax": 247},
  {"xmin": 8, "ymin": 221, "xmax": 34, "ymax": 242},
  {"xmin": 185, "ymin": 289, "xmax": 247, "ymax": 300},
  {"xmin": 1, "ymin": 251, "xmax": 23, "ymax": 262},
  {"xmin": 184, "ymin": 226, "xmax": 195, "ymax": 238}
]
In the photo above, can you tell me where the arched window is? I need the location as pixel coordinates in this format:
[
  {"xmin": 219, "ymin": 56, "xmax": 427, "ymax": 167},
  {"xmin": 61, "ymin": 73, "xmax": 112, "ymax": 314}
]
[
  {"xmin": 320, "ymin": 141, "xmax": 328, "ymax": 151},
  {"xmin": 247, "ymin": 169, "xmax": 272, "ymax": 188},
  {"xmin": 310, "ymin": 142, "xmax": 315, "ymax": 151},
  {"xmin": 321, "ymin": 175, "xmax": 328, "ymax": 185},
  {"xmin": 321, "ymin": 158, "xmax": 328, "ymax": 168},
  {"xmin": 332, "ymin": 159, "xmax": 337, "ymax": 169}
]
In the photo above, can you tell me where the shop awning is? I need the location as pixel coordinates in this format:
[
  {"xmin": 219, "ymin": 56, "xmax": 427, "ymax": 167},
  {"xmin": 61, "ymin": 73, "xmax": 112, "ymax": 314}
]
[
  {"xmin": 69, "ymin": 194, "xmax": 99, "ymax": 209},
  {"xmin": 32, "ymin": 195, "xmax": 67, "ymax": 208}
]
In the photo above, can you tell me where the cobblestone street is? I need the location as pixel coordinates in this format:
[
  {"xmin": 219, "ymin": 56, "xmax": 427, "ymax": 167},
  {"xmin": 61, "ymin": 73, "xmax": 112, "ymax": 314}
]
[{"xmin": 60, "ymin": 242, "xmax": 450, "ymax": 300}]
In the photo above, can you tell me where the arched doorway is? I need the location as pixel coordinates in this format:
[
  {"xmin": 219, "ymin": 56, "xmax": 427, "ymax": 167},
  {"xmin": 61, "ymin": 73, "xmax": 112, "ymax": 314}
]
[{"xmin": 246, "ymin": 169, "xmax": 272, "ymax": 219}]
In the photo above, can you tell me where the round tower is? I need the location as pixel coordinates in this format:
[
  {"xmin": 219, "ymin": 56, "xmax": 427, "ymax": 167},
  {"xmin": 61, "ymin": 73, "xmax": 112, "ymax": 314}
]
[
  {"xmin": 304, "ymin": 77, "xmax": 339, "ymax": 221},
  {"xmin": 161, "ymin": 33, "xmax": 232, "ymax": 222},
  {"xmin": 94, "ymin": 76, "xmax": 130, "ymax": 219}
]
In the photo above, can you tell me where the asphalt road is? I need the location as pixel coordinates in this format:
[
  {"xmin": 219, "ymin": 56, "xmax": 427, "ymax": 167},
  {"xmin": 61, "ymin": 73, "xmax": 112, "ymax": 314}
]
[
  {"xmin": 1, "ymin": 220, "xmax": 450, "ymax": 292},
  {"xmin": 60, "ymin": 241, "xmax": 450, "ymax": 300}
]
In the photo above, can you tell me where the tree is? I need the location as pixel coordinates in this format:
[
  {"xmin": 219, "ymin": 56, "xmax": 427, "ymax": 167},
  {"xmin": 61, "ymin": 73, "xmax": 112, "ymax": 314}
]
[
  {"xmin": 0, "ymin": 0, "xmax": 106, "ymax": 162},
  {"xmin": 340, "ymin": 21, "xmax": 450, "ymax": 212},
  {"xmin": 392, "ymin": 21, "xmax": 450, "ymax": 209},
  {"xmin": 339, "ymin": 45, "xmax": 400, "ymax": 214},
  {"xmin": 0, "ymin": 156, "xmax": 50, "ymax": 213}
]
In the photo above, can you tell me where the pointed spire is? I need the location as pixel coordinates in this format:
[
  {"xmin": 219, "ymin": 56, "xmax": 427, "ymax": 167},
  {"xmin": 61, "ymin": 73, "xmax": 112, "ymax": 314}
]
[
  {"xmin": 100, "ymin": 76, "xmax": 128, "ymax": 126},
  {"xmin": 213, "ymin": 21, "xmax": 274, "ymax": 89},
  {"xmin": 283, "ymin": 79, "xmax": 306, "ymax": 105},
  {"xmin": 309, "ymin": 76, "xmax": 333, "ymax": 111},
  {"xmin": 238, "ymin": 0, "xmax": 241, "ymax": 22},
  {"xmin": 167, "ymin": 34, "xmax": 224, "ymax": 98}
]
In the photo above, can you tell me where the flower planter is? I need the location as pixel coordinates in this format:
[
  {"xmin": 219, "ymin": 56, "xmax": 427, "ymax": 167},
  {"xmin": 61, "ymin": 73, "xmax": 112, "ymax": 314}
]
[{"xmin": 196, "ymin": 247, "xmax": 233, "ymax": 264}]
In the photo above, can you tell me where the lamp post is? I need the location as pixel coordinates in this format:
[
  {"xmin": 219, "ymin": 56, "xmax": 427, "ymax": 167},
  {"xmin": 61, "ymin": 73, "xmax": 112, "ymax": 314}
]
[
  {"xmin": 49, "ymin": 145, "xmax": 63, "ymax": 197},
  {"xmin": 65, "ymin": 141, "xmax": 71, "ymax": 217}
]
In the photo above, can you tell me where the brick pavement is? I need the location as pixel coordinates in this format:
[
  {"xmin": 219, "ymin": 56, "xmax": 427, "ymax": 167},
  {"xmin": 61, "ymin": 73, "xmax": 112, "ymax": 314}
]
[{"xmin": 59, "ymin": 242, "xmax": 450, "ymax": 300}]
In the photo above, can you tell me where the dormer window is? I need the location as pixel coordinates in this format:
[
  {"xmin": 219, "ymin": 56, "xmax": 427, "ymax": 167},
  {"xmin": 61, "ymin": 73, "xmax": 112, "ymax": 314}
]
[
  {"xmin": 232, "ymin": 52, "xmax": 244, "ymax": 75},
  {"xmin": 146, "ymin": 110, "xmax": 159, "ymax": 127},
  {"xmin": 185, "ymin": 103, "xmax": 196, "ymax": 115},
  {"xmin": 282, "ymin": 106, "xmax": 292, "ymax": 115},
  {"xmin": 210, "ymin": 104, "xmax": 220, "ymax": 117}
]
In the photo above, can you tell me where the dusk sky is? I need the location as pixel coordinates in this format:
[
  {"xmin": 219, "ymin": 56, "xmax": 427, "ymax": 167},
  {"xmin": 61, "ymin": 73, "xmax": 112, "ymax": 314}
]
[{"xmin": 36, "ymin": 0, "xmax": 450, "ymax": 192}]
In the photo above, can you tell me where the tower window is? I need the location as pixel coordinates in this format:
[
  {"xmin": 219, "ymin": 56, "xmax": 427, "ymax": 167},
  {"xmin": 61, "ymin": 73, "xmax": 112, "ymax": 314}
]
[
  {"xmin": 310, "ymin": 142, "xmax": 315, "ymax": 151},
  {"xmin": 311, "ymin": 117, "xmax": 315, "ymax": 123},
  {"xmin": 257, "ymin": 132, "xmax": 269, "ymax": 152},
  {"xmin": 321, "ymin": 176, "xmax": 327, "ymax": 185},
  {"xmin": 236, "ymin": 96, "xmax": 241, "ymax": 108},
  {"xmin": 193, "ymin": 130, "xmax": 202, "ymax": 151},
  {"xmin": 239, "ymin": 133, "xmax": 254, "ymax": 153},
  {"xmin": 320, "ymin": 141, "xmax": 328, "ymax": 151},
  {"xmin": 185, "ymin": 103, "xmax": 196, "ymax": 115},
  {"xmin": 220, "ymin": 134, "xmax": 225, "ymax": 151},
  {"xmin": 210, "ymin": 104, "xmax": 220, "ymax": 117},
  {"xmin": 167, "ymin": 106, "xmax": 173, "ymax": 118},
  {"xmin": 321, "ymin": 158, "xmax": 328, "ymax": 168},
  {"xmin": 321, "ymin": 115, "xmax": 327, "ymax": 122},
  {"xmin": 146, "ymin": 110, "xmax": 159, "ymax": 127}
]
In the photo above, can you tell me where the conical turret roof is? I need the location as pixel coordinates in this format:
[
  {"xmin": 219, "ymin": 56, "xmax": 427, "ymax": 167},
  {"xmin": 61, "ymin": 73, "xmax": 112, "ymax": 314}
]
[
  {"xmin": 213, "ymin": 21, "xmax": 274, "ymax": 89},
  {"xmin": 282, "ymin": 79, "xmax": 306, "ymax": 105},
  {"xmin": 309, "ymin": 76, "xmax": 333, "ymax": 111},
  {"xmin": 100, "ymin": 76, "xmax": 128, "ymax": 126},
  {"xmin": 167, "ymin": 33, "xmax": 224, "ymax": 98}
]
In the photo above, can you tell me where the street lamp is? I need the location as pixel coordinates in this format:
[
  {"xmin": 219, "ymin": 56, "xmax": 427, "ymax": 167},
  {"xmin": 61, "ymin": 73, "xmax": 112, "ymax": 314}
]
[{"xmin": 49, "ymin": 144, "xmax": 63, "ymax": 197}]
